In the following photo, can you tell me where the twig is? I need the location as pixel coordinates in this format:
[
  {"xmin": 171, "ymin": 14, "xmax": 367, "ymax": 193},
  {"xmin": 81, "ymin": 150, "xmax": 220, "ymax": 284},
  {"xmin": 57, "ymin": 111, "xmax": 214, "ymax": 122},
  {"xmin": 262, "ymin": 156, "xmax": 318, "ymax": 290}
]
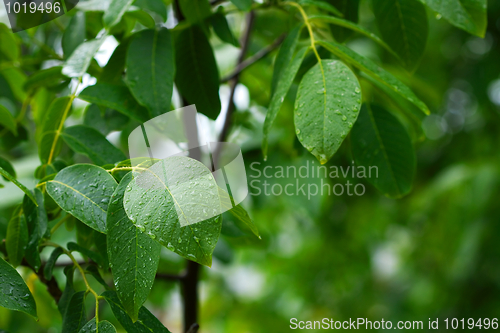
[
  {"xmin": 213, "ymin": 11, "xmax": 256, "ymax": 162},
  {"xmin": 221, "ymin": 34, "xmax": 285, "ymax": 83},
  {"xmin": 156, "ymin": 272, "xmax": 185, "ymax": 281},
  {"xmin": 21, "ymin": 259, "xmax": 63, "ymax": 303}
]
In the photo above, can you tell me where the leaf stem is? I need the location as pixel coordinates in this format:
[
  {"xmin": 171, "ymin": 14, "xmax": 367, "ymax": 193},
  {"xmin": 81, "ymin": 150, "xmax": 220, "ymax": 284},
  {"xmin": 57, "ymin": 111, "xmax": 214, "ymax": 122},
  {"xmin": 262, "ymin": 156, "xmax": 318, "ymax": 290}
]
[
  {"xmin": 42, "ymin": 241, "xmax": 101, "ymax": 324},
  {"xmin": 47, "ymin": 77, "xmax": 82, "ymax": 164},
  {"xmin": 49, "ymin": 214, "xmax": 71, "ymax": 235}
]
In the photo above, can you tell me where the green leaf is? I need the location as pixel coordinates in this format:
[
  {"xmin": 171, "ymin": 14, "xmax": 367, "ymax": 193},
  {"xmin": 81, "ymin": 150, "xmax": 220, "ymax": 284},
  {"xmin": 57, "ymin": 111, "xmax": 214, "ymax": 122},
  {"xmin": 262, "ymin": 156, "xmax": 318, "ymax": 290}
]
[
  {"xmin": 0, "ymin": 166, "xmax": 37, "ymax": 205},
  {"xmin": 263, "ymin": 46, "xmax": 310, "ymax": 159},
  {"xmin": 0, "ymin": 105, "xmax": 17, "ymax": 135},
  {"xmin": 63, "ymin": 12, "xmax": 86, "ymax": 58},
  {"xmin": 323, "ymin": 0, "xmax": 360, "ymax": 42},
  {"xmin": 179, "ymin": 0, "xmax": 212, "ymax": 24},
  {"xmin": 44, "ymin": 247, "xmax": 64, "ymax": 280},
  {"xmin": 68, "ymin": 242, "xmax": 105, "ymax": 267},
  {"xmin": 123, "ymin": 156, "xmax": 222, "ymax": 267},
  {"xmin": 99, "ymin": 40, "xmax": 129, "ymax": 85},
  {"xmin": 227, "ymin": 204, "xmax": 260, "ymax": 239},
  {"xmin": 79, "ymin": 319, "xmax": 117, "ymax": 333},
  {"xmin": 107, "ymin": 172, "xmax": 161, "ymax": 322},
  {"xmin": 308, "ymin": 15, "xmax": 398, "ymax": 58},
  {"xmin": 418, "ymin": 0, "xmax": 487, "ymax": 37},
  {"xmin": 373, "ymin": 0, "xmax": 428, "ymax": 70},
  {"xmin": 103, "ymin": 0, "xmax": 135, "ymax": 28},
  {"xmin": 58, "ymin": 266, "xmax": 76, "ymax": 317},
  {"xmin": 102, "ymin": 290, "xmax": 172, "ymax": 333},
  {"xmin": 23, "ymin": 188, "xmax": 48, "ymax": 271},
  {"xmin": 6, "ymin": 210, "xmax": 28, "ymax": 267},
  {"xmin": 0, "ymin": 24, "xmax": 19, "ymax": 61},
  {"xmin": 210, "ymin": 11, "xmax": 240, "ymax": 47},
  {"xmin": 38, "ymin": 96, "xmax": 73, "ymax": 164},
  {"xmin": 351, "ymin": 104, "xmax": 416, "ymax": 197},
  {"xmin": 62, "ymin": 39, "xmax": 105, "ymax": 78},
  {"xmin": 230, "ymin": 0, "xmax": 252, "ymax": 11},
  {"xmin": 294, "ymin": 59, "xmax": 361, "ymax": 164},
  {"xmin": 0, "ymin": 257, "xmax": 37, "ymax": 318},
  {"xmin": 175, "ymin": 25, "xmax": 221, "ymax": 119},
  {"xmin": 125, "ymin": 28, "xmax": 175, "ymax": 118},
  {"xmin": 298, "ymin": 0, "xmax": 343, "ymax": 16},
  {"xmin": 271, "ymin": 24, "xmax": 302, "ymax": 95},
  {"xmin": 0, "ymin": 157, "xmax": 16, "ymax": 180},
  {"xmin": 46, "ymin": 164, "xmax": 118, "ymax": 233},
  {"xmin": 23, "ymin": 67, "xmax": 68, "ymax": 93},
  {"xmin": 62, "ymin": 125, "xmax": 126, "ymax": 166},
  {"xmin": 125, "ymin": 10, "xmax": 156, "ymax": 29},
  {"xmin": 62, "ymin": 291, "xmax": 87, "ymax": 333},
  {"xmin": 316, "ymin": 40, "xmax": 430, "ymax": 115},
  {"xmin": 78, "ymin": 84, "xmax": 150, "ymax": 122}
]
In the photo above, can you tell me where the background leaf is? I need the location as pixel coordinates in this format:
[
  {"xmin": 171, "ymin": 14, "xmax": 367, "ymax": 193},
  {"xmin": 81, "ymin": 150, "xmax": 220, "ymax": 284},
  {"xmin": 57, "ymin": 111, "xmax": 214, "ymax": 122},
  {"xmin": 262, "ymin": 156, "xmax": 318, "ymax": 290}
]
[
  {"xmin": 23, "ymin": 188, "xmax": 47, "ymax": 271},
  {"xmin": 324, "ymin": 0, "xmax": 360, "ymax": 42},
  {"xmin": 47, "ymin": 164, "xmax": 118, "ymax": 233},
  {"xmin": 125, "ymin": 28, "xmax": 175, "ymax": 118},
  {"xmin": 0, "ymin": 257, "xmax": 37, "ymax": 318},
  {"xmin": 0, "ymin": 105, "xmax": 17, "ymax": 135},
  {"xmin": 230, "ymin": 0, "xmax": 252, "ymax": 11},
  {"xmin": 351, "ymin": 104, "xmax": 416, "ymax": 197},
  {"xmin": 6, "ymin": 209, "xmax": 28, "ymax": 267},
  {"xmin": 107, "ymin": 172, "xmax": 161, "ymax": 322},
  {"xmin": 210, "ymin": 11, "xmax": 240, "ymax": 47},
  {"xmin": 78, "ymin": 84, "xmax": 150, "ymax": 122},
  {"xmin": 294, "ymin": 59, "xmax": 362, "ymax": 164},
  {"xmin": 62, "ymin": 291, "xmax": 86, "ymax": 333},
  {"xmin": 62, "ymin": 125, "xmax": 126, "ymax": 166},
  {"xmin": 271, "ymin": 24, "xmax": 302, "ymax": 95},
  {"xmin": 174, "ymin": 25, "xmax": 221, "ymax": 119},
  {"xmin": 103, "ymin": 0, "xmax": 135, "ymax": 28},
  {"xmin": 0, "ymin": 156, "xmax": 16, "ymax": 180},
  {"xmin": 62, "ymin": 39, "xmax": 105, "ymax": 78},
  {"xmin": 44, "ymin": 247, "xmax": 64, "ymax": 280},
  {"xmin": 62, "ymin": 12, "xmax": 86, "ymax": 59},
  {"xmin": 264, "ymin": 46, "xmax": 310, "ymax": 159},
  {"xmin": 373, "ymin": 0, "xmax": 428, "ymax": 70},
  {"xmin": 418, "ymin": 0, "xmax": 487, "ymax": 37},
  {"xmin": 179, "ymin": 0, "xmax": 212, "ymax": 24}
]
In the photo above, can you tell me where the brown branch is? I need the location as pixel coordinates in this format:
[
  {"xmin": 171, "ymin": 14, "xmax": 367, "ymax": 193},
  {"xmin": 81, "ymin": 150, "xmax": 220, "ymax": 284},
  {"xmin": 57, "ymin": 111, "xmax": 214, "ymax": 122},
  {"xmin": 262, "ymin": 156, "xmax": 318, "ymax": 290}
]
[
  {"xmin": 213, "ymin": 11, "xmax": 256, "ymax": 162},
  {"xmin": 156, "ymin": 272, "xmax": 185, "ymax": 281},
  {"xmin": 21, "ymin": 259, "xmax": 62, "ymax": 303},
  {"xmin": 220, "ymin": 34, "xmax": 285, "ymax": 83}
]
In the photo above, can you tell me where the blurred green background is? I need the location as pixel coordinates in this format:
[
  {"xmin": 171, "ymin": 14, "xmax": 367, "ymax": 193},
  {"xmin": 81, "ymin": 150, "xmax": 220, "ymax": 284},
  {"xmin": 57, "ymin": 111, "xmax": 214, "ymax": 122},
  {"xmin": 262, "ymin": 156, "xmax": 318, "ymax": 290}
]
[{"xmin": 1, "ymin": 0, "xmax": 500, "ymax": 332}]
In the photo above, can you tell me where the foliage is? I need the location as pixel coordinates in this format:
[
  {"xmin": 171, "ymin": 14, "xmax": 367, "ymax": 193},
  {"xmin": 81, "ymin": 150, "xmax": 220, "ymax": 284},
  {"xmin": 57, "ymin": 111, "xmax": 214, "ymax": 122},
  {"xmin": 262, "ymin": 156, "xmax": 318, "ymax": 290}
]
[{"xmin": 0, "ymin": 0, "xmax": 497, "ymax": 332}]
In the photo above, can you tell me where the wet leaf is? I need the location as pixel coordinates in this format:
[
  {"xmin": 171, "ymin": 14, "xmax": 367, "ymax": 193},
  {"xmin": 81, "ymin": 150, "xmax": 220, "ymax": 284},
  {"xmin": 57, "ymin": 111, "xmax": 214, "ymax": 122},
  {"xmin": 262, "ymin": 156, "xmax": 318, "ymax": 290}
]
[
  {"xmin": 0, "ymin": 256, "xmax": 37, "ymax": 318},
  {"xmin": 107, "ymin": 172, "xmax": 161, "ymax": 322},
  {"xmin": 123, "ymin": 156, "xmax": 222, "ymax": 267},
  {"xmin": 294, "ymin": 59, "xmax": 361, "ymax": 164},
  {"xmin": 47, "ymin": 164, "xmax": 118, "ymax": 233}
]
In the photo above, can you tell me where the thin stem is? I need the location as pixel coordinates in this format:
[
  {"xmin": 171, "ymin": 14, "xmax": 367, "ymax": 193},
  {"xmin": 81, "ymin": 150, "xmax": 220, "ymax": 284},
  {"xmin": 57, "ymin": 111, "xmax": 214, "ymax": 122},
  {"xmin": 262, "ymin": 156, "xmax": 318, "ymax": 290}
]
[
  {"xmin": 43, "ymin": 242, "xmax": 101, "ymax": 323},
  {"xmin": 50, "ymin": 214, "xmax": 71, "ymax": 235},
  {"xmin": 47, "ymin": 78, "xmax": 81, "ymax": 164},
  {"xmin": 220, "ymin": 34, "xmax": 286, "ymax": 83},
  {"xmin": 282, "ymin": 2, "xmax": 322, "ymax": 64}
]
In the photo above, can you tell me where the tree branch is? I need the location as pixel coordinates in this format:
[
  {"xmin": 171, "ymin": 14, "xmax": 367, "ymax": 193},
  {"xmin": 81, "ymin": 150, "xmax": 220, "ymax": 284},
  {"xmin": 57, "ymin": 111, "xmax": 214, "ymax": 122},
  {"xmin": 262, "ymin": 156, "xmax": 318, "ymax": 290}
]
[
  {"xmin": 220, "ymin": 34, "xmax": 285, "ymax": 83},
  {"xmin": 213, "ymin": 11, "xmax": 256, "ymax": 162}
]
